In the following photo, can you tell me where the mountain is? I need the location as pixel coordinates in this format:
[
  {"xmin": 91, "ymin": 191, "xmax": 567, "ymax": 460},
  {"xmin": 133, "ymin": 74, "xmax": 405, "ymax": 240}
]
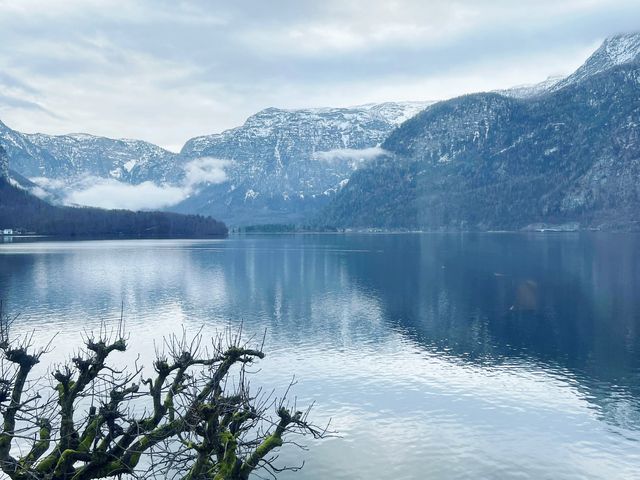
[
  {"xmin": 0, "ymin": 120, "xmax": 60, "ymax": 178},
  {"xmin": 181, "ymin": 102, "xmax": 430, "ymax": 157},
  {"xmin": 0, "ymin": 122, "xmax": 185, "ymax": 184},
  {"xmin": 173, "ymin": 102, "xmax": 432, "ymax": 225},
  {"xmin": 319, "ymin": 33, "xmax": 640, "ymax": 231},
  {"xmin": 5, "ymin": 32, "xmax": 639, "ymax": 229},
  {"xmin": 0, "ymin": 145, "xmax": 38, "ymax": 193}
]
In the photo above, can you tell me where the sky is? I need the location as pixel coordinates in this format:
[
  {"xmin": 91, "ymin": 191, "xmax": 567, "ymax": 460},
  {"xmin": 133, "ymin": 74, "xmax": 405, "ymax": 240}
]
[{"xmin": 0, "ymin": 0, "xmax": 639, "ymax": 152}]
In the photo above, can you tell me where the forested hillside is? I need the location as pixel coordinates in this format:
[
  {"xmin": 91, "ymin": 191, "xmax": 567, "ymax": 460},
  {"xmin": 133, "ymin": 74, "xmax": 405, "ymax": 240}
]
[
  {"xmin": 319, "ymin": 46, "xmax": 640, "ymax": 230},
  {"xmin": 0, "ymin": 145, "xmax": 227, "ymax": 237},
  {"xmin": 0, "ymin": 178, "xmax": 227, "ymax": 237}
]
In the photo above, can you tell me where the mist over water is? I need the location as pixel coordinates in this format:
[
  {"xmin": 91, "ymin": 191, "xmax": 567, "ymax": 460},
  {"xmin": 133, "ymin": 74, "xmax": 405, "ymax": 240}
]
[{"xmin": 1, "ymin": 234, "xmax": 639, "ymax": 479}]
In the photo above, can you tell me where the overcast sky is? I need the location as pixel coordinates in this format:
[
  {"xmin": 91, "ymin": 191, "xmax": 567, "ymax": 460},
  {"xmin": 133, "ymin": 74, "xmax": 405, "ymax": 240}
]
[{"xmin": 0, "ymin": 0, "xmax": 638, "ymax": 151}]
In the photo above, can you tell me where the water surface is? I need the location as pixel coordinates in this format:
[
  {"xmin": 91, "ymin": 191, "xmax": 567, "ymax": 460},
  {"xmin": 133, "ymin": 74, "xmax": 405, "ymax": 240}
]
[{"xmin": 1, "ymin": 233, "xmax": 639, "ymax": 479}]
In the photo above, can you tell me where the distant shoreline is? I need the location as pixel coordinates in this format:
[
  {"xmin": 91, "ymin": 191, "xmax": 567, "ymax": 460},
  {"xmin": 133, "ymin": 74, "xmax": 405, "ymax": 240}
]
[{"xmin": 0, "ymin": 233, "xmax": 227, "ymax": 243}]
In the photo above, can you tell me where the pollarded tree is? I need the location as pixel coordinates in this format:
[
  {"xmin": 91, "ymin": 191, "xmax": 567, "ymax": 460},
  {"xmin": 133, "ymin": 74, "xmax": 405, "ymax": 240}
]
[{"xmin": 0, "ymin": 311, "xmax": 328, "ymax": 480}]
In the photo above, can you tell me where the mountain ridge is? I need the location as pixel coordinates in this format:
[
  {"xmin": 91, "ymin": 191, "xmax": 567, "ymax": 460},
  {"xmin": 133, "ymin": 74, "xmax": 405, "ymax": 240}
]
[
  {"xmin": 495, "ymin": 32, "xmax": 640, "ymax": 99},
  {"xmin": 551, "ymin": 32, "xmax": 640, "ymax": 91}
]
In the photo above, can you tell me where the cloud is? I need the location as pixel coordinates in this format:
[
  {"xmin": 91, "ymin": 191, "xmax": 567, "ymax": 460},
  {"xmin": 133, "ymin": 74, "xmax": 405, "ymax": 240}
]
[
  {"xmin": 30, "ymin": 157, "xmax": 232, "ymax": 211},
  {"xmin": 0, "ymin": 72, "xmax": 40, "ymax": 95},
  {"xmin": 29, "ymin": 177, "xmax": 67, "ymax": 190},
  {"xmin": 64, "ymin": 178, "xmax": 186, "ymax": 211},
  {"xmin": 184, "ymin": 157, "xmax": 231, "ymax": 187},
  {"xmin": 313, "ymin": 146, "xmax": 387, "ymax": 163},
  {"xmin": 0, "ymin": 93, "xmax": 60, "ymax": 118},
  {"xmin": 28, "ymin": 185, "xmax": 55, "ymax": 201},
  {"xmin": 0, "ymin": 1, "xmax": 639, "ymax": 149}
]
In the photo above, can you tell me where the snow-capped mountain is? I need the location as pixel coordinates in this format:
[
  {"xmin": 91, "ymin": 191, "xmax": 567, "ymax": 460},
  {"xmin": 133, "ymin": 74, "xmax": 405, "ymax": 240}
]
[
  {"xmin": 174, "ymin": 102, "xmax": 433, "ymax": 224},
  {"xmin": 181, "ymin": 102, "xmax": 431, "ymax": 157},
  {"xmin": 0, "ymin": 118, "xmax": 184, "ymax": 184},
  {"xmin": 23, "ymin": 132, "xmax": 184, "ymax": 184},
  {"xmin": 0, "ymin": 120, "xmax": 59, "ymax": 178},
  {"xmin": 319, "ymin": 33, "xmax": 640, "ymax": 230}
]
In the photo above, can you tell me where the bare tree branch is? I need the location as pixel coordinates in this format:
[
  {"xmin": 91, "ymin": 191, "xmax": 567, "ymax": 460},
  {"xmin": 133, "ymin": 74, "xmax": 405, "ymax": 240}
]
[{"xmin": 0, "ymin": 308, "xmax": 330, "ymax": 480}]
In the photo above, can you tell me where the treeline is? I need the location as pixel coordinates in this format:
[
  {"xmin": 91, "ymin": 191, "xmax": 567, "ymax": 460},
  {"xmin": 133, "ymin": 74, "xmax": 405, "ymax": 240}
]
[
  {"xmin": 233, "ymin": 223, "xmax": 340, "ymax": 233},
  {"xmin": 0, "ymin": 179, "xmax": 227, "ymax": 237},
  {"xmin": 235, "ymin": 223, "xmax": 297, "ymax": 233}
]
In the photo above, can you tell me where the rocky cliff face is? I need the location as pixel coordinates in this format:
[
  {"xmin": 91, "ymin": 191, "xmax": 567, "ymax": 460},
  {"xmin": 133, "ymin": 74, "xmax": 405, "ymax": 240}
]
[{"xmin": 319, "ymin": 35, "xmax": 640, "ymax": 230}]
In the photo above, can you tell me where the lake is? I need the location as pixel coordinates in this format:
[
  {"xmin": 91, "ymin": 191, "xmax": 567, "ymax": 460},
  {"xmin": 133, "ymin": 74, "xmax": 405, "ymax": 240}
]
[{"xmin": 0, "ymin": 233, "xmax": 639, "ymax": 479}]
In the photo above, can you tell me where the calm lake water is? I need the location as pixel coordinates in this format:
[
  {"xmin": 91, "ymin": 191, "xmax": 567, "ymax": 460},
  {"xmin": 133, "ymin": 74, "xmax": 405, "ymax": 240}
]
[{"xmin": 0, "ymin": 233, "xmax": 639, "ymax": 479}]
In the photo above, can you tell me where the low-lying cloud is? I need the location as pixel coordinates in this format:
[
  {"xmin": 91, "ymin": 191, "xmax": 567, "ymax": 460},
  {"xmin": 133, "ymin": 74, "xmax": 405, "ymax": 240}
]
[
  {"xmin": 65, "ymin": 179, "xmax": 187, "ymax": 211},
  {"xmin": 313, "ymin": 146, "xmax": 387, "ymax": 163},
  {"xmin": 184, "ymin": 157, "xmax": 231, "ymax": 187},
  {"xmin": 29, "ymin": 176, "xmax": 66, "ymax": 191},
  {"xmin": 30, "ymin": 157, "xmax": 232, "ymax": 211}
]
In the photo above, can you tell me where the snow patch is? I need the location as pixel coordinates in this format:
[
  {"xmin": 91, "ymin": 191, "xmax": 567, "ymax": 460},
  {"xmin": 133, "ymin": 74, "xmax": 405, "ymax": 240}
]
[
  {"xmin": 123, "ymin": 159, "xmax": 137, "ymax": 172},
  {"xmin": 245, "ymin": 189, "xmax": 259, "ymax": 200},
  {"xmin": 603, "ymin": 33, "xmax": 640, "ymax": 64}
]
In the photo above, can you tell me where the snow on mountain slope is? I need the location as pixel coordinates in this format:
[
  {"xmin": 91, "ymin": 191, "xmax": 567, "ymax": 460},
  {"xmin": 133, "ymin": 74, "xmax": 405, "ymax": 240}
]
[
  {"xmin": 181, "ymin": 102, "xmax": 432, "ymax": 157},
  {"xmin": 174, "ymin": 102, "xmax": 433, "ymax": 224},
  {"xmin": 24, "ymin": 132, "xmax": 184, "ymax": 184},
  {"xmin": 496, "ymin": 75, "xmax": 565, "ymax": 99},
  {"xmin": 496, "ymin": 32, "xmax": 640, "ymax": 99},
  {"xmin": 0, "ymin": 120, "xmax": 59, "ymax": 178},
  {"xmin": 551, "ymin": 32, "xmax": 640, "ymax": 91}
]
